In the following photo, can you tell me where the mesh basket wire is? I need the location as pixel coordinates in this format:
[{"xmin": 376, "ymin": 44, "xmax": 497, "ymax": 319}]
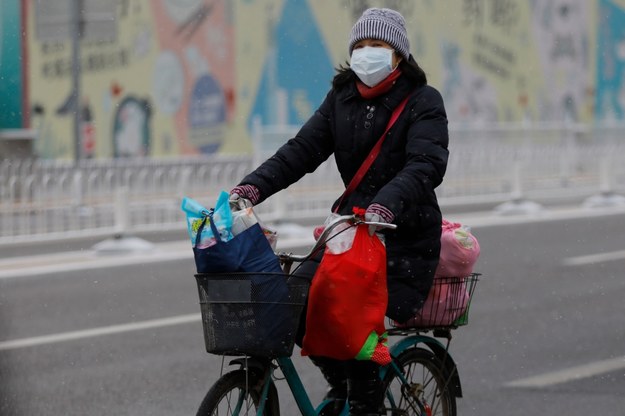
[
  {"xmin": 195, "ymin": 272, "xmax": 309, "ymax": 358},
  {"xmin": 392, "ymin": 273, "xmax": 480, "ymax": 330}
]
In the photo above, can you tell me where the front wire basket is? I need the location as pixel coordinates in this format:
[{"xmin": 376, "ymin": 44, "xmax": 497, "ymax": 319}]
[
  {"xmin": 195, "ymin": 272, "xmax": 309, "ymax": 358},
  {"xmin": 391, "ymin": 273, "xmax": 480, "ymax": 330}
]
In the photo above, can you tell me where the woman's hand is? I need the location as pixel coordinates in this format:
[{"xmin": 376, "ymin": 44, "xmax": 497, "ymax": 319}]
[
  {"xmin": 229, "ymin": 184, "xmax": 260, "ymax": 209},
  {"xmin": 364, "ymin": 203, "xmax": 394, "ymax": 236}
]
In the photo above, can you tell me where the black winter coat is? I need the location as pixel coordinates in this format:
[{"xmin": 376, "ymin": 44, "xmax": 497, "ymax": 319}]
[{"xmin": 240, "ymin": 75, "xmax": 449, "ymax": 322}]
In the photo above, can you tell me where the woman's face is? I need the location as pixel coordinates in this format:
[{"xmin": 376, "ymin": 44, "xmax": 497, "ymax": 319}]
[{"xmin": 353, "ymin": 39, "xmax": 402, "ymax": 68}]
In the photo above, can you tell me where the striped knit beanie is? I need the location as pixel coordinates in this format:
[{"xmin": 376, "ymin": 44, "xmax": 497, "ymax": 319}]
[{"xmin": 348, "ymin": 8, "xmax": 410, "ymax": 61}]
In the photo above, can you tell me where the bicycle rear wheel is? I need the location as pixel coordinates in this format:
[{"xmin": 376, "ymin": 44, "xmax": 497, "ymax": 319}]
[
  {"xmin": 196, "ymin": 369, "xmax": 280, "ymax": 416},
  {"xmin": 382, "ymin": 348, "xmax": 456, "ymax": 416}
]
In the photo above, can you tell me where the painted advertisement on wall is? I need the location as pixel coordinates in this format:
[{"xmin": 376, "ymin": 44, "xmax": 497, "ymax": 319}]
[
  {"xmin": 22, "ymin": 0, "xmax": 625, "ymax": 160},
  {"xmin": 26, "ymin": 0, "xmax": 236, "ymax": 159},
  {"xmin": 254, "ymin": 0, "xmax": 623, "ymax": 125},
  {"xmin": 326, "ymin": 0, "xmax": 596, "ymax": 124},
  {"xmin": 247, "ymin": 0, "xmax": 334, "ymax": 127},
  {"xmin": 595, "ymin": 0, "xmax": 625, "ymax": 121}
]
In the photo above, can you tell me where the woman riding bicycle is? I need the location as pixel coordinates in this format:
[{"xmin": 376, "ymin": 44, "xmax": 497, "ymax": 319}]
[{"xmin": 229, "ymin": 7, "xmax": 449, "ymax": 416}]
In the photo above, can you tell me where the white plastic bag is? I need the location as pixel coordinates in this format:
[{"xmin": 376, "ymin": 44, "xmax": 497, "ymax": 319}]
[
  {"xmin": 320, "ymin": 213, "xmax": 355, "ymax": 254},
  {"xmin": 230, "ymin": 206, "xmax": 278, "ymax": 250}
]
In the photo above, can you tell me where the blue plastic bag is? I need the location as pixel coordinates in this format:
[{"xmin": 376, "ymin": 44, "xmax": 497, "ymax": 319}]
[{"xmin": 181, "ymin": 192, "xmax": 233, "ymax": 248}]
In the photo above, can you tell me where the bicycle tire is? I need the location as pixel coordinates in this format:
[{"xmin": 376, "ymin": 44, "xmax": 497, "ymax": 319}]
[
  {"xmin": 196, "ymin": 369, "xmax": 280, "ymax": 416},
  {"xmin": 382, "ymin": 348, "xmax": 457, "ymax": 416}
]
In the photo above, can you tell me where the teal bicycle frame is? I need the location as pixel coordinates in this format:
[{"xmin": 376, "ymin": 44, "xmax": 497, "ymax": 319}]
[{"xmin": 227, "ymin": 332, "xmax": 460, "ymax": 416}]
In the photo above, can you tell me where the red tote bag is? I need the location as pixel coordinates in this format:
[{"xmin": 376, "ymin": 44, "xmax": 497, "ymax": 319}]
[{"xmin": 301, "ymin": 224, "xmax": 391, "ymax": 365}]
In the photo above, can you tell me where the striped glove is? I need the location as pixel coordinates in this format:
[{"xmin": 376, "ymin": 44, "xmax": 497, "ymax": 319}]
[
  {"xmin": 364, "ymin": 203, "xmax": 394, "ymax": 236},
  {"xmin": 229, "ymin": 184, "xmax": 260, "ymax": 208}
]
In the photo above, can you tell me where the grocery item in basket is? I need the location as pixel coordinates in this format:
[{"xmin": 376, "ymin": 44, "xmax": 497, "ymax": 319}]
[
  {"xmin": 231, "ymin": 207, "xmax": 258, "ymax": 235},
  {"xmin": 231, "ymin": 207, "xmax": 278, "ymax": 250},
  {"xmin": 402, "ymin": 277, "xmax": 469, "ymax": 327},
  {"xmin": 193, "ymin": 220, "xmax": 282, "ymax": 275},
  {"xmin": 181, "ymin": 192, "xmax": 233, "ymax": 248},
  {"xmin": 436, "ymin": 219, "xmax": 480, "ymax": 277}
]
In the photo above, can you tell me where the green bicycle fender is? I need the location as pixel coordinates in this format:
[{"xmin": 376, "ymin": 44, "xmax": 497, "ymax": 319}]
[{"xmin": 383, "ymin": 335, "xmax": 463, "ymax": 398}]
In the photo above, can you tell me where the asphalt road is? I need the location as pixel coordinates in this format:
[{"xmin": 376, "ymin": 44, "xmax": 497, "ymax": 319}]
[{"xmin": 1, "ymin": 207, "xmax": 624, "ymax": 415}]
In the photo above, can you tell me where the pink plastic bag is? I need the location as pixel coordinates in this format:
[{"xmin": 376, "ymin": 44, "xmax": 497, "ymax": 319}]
[
  {"xmin": 435, "ymin": 219, "xmax": 480, "ymax": 277},
  {"xmin": 395, "ymin": 219, "xmax": 479, "ymax": 328},
  {"xmin": 402, "ymin": 277, "xmax": 469, "ymax": 327}
]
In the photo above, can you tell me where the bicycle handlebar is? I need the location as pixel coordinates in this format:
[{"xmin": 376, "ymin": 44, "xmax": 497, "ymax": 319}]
[{"xmin": 277, "ymin": 214, "xmax": 396, "ymax": 263}]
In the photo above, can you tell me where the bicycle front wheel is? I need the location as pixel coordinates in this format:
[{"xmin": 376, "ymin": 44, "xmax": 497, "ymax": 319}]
[
  {"xmin": 196, "ymin": 369, "xmax": 279, "ymax": 416},
  {"xmin": 382, "ymin": 348, "xmax": 457, "ymax": 416}
]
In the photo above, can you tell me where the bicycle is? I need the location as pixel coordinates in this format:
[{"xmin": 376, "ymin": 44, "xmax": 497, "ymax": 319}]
[{"xmin": 193, "ymin": 214, "xmax": 480, "ymax": 416}]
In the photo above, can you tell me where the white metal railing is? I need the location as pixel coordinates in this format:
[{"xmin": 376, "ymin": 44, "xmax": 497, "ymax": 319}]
[{"xmin": 1, "ymin": 122, "xmax": 624, "ymax": 243}]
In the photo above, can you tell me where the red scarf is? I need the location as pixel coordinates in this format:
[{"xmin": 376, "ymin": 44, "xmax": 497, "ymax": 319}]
[{"xmin": 356, "ymin": 69, "xmax": 402, "ymax": 99}]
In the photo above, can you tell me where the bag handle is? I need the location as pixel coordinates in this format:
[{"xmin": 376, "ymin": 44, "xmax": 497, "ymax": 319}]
[
  {"xmin": 334, "ymin": 95, "xmax": 410, "ymax": 212},
  {"xmin": 194, "ymin": 210, "xmax": 223, "ymax": 247}
]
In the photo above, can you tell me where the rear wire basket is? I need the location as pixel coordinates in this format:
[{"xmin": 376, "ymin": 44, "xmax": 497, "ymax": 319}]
[
  {"xmin": 195, "ymin": 273, "xmax": 308, "ymax": 357},
  {"xmin": 392, "ymin": 273, "xmax": 480, "ymax": 330}
]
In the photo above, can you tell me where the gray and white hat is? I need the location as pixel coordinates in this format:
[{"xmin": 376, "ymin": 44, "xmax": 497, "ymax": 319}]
[{"xmin": 348, "ymin": 8, "xmax": 410, "ymax": 61}]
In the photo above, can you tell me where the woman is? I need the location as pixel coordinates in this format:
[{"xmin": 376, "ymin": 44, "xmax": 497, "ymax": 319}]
[{"xmin": 230, "ymin": 7, "xmax": 449, "ymax": 416}]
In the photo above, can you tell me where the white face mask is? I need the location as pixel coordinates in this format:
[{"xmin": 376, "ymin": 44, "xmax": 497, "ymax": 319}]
[{"xmin": 350, "ymin": 46, "xmax": 395, "ymax": 87}]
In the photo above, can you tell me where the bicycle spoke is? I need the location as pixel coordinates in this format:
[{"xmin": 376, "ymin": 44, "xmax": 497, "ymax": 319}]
[
  {"xmin": 382, "ymin": 348, "xmax": 456, "ymax": 416},
  {"xmin": 196, "ymin": 369, "xmax": 277, "ymax": 416},
  {"xmin": 232, "ymin": 388, "xmax": 246, "ymax": 415}
]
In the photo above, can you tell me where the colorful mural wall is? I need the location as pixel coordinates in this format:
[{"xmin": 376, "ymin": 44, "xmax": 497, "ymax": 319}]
[
  {"xmin": 596, "ymin": 0, "xmax": 625, "ymax": 121},
  {"xmin": 26, "ymin": 0, "xmax": 236, "ymax": 158},
  {"xmin": 17, "ymin": 0, "xmax": 625, "ymax": 159}
]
